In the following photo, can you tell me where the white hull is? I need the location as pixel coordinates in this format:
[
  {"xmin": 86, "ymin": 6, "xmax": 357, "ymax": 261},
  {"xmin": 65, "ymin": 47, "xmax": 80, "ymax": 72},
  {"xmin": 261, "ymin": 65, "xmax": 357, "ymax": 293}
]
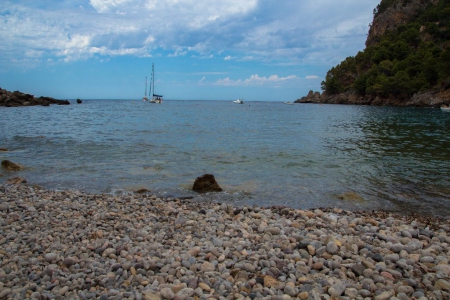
[
  {"xmin": 233, "ymin": 99, "xmax": 244, "ymax": 104},
  {"xmin": 150, "ymin": 98, "xmax": 162, "ymax": 104},
  {"xmin": 441, "ymin": 106, "xmax": 450, "ymax": 112}
]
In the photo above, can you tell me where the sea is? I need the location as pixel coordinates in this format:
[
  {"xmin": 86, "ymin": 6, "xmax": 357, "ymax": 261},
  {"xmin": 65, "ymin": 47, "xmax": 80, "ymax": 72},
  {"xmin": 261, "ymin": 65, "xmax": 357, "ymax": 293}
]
[{"xmin": 1, "ymin": 100, "xmax": 449, "ymax": 217}]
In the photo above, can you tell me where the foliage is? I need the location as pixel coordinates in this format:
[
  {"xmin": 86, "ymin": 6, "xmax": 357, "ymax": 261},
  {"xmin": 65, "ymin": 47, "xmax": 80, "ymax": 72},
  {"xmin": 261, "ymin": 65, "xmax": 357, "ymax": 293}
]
[{"xmin": 321, "ymin": 0, "xmax": 450, "ymax": 99}]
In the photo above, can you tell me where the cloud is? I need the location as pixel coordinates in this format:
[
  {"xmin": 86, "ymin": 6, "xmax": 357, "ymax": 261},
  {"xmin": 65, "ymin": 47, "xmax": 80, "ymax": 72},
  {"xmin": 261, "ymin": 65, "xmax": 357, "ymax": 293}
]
[
  {"xmin": 0, "ymin": 0, "xmax": 379, "ymax": 67},
  {"xmin": 213, "ymin": 74, "xmax": 300, "ymax": 86},
  {"xmin": 305, "ymin": 75, "xmax": 318, "ymax": 79}
]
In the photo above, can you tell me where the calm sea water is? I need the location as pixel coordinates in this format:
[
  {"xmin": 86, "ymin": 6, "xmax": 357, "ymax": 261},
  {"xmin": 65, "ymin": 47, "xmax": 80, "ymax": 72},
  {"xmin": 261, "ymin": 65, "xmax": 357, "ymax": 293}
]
[{"xmin": 1, "ymin": 100, "xmax": 449, "ymax": 217}]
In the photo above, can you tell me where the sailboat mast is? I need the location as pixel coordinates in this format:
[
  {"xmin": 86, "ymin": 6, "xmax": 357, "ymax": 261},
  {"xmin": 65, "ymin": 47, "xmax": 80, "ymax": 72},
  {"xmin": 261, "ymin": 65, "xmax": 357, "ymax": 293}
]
[
  {"xmin": 145, "ymin": 76, "xmax": 148, "ymax": 97},
  {"xmin": 151, "ymin": 63, "xmax": 155, "ymax": 96}
]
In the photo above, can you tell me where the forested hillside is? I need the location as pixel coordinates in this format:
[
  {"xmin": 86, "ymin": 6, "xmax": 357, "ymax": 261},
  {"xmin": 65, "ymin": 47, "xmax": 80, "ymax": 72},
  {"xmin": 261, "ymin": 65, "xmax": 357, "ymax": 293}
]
[{"xmin": 298, "ymin": 0, "xmax": 450, "ymax": 106}]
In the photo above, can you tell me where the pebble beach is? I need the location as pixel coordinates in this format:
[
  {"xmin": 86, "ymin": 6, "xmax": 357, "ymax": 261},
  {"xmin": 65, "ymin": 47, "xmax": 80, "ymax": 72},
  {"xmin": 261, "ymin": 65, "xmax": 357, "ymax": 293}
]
[{"xmin": 1, "ymin": 184, "xmax": 450, "ymax": 300}]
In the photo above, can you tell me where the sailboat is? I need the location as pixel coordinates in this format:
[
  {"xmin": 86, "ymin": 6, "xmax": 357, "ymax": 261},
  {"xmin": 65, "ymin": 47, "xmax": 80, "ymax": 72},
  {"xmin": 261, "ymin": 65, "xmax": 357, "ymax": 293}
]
[
  {"xmin": 149, "ymin": 63, "xmax": 163, "ymax": 104},
  {"xmin": 142, "ymin": 76, "xmax": 148, "ymax": 101}
]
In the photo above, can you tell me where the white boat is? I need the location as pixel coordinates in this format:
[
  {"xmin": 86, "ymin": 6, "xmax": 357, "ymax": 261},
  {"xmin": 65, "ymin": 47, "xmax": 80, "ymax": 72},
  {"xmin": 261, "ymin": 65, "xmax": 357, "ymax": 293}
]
[
  {"xmin": 142, "ymin": 76, "xmax": 148, "ymax": 101},
  {"xmin": 233, "ymin": 98, "xmax": 244, "ymax": 104},
  {"xmin": 149, "ymin": 63, "xmax": 163, "ymax": 104},
  {"xmin": 441, "ymin": 106, "xmax": 450, "ymax": 112},
  {"xmin": 284, "ymin": 101, "xmax": 294, "ymax": 105}
]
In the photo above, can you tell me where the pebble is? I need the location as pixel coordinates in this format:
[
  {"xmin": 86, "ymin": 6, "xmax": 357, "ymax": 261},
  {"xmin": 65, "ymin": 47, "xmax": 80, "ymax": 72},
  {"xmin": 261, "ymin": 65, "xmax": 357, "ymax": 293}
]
[{"xmin": 0, "ymin": 184, "xmax": 449, "ymax": 299}]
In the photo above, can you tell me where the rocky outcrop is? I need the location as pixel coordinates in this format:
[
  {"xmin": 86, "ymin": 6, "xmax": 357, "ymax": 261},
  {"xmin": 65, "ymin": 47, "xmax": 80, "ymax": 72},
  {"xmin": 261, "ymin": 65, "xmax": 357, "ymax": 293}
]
[
  {"xmin": 192, "ymin": 174, "xmax": 223, "ymax": 193},
  {"xmin": 295, "ymin": 89, "xmax": 450, "ymax": 107},
  {"xmin": 366, "ymin": 0, "xmax": 437, "ymax": 47},
  {"xmin": 0, "ymin": 88, "xmax": 70, "ymax": 107}
]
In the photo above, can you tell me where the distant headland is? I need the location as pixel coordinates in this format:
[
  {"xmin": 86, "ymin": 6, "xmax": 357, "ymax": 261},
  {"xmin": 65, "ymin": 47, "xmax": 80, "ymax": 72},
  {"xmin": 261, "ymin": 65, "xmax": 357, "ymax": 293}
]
[
  {"xmin": 0, "ymin": 88, "xmax": 70, "ymax": 107},
  {"xmin": 296, "ymin": 0, "xmax": 450, "ymax": 107}
]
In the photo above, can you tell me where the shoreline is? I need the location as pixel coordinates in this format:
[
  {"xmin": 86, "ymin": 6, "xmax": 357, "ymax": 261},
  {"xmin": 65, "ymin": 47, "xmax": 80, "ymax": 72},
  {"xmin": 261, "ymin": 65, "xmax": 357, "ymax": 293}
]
[{"xmin": 1, "ymin": 184, "xmax": 449, "ymax": 299}]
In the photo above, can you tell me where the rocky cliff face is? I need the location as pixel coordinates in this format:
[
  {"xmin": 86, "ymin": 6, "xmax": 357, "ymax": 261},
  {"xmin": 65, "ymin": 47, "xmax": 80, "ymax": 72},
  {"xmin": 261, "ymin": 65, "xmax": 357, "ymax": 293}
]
[{"xmin": 366, "ymin": 0, "xmax": 437, "ymax": 47}]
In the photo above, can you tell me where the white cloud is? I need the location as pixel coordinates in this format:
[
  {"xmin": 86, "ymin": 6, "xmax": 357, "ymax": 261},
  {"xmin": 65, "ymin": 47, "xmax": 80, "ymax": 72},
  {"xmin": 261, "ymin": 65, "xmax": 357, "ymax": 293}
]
[
  {"xmin": 214, "ymin": 74, "xmax": 300, "ymax": 86},
  {"xmin": 305, "ymin": 75, "xmax": 318, "ymax": 79},
  {"xmin": 0, "ymin": 0, "xmax": 379, "ymax": 67}
]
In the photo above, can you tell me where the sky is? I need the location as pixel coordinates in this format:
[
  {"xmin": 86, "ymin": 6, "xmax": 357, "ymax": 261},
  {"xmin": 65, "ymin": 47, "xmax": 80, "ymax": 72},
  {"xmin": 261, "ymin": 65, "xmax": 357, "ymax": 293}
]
[{"xmin": 0, "ymin": 0, "xmax": 381, "ymax": 101}]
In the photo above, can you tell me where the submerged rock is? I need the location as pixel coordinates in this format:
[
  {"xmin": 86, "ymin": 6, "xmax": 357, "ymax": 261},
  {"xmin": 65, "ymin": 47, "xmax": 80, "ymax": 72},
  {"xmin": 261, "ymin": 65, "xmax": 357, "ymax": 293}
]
[
  {"xmin": 337, "ymin": 191, "xmax": 365, "ymax": 202},
  {"xmin": 6, "ymin": 177, "xmax": 27, "ymax": 184}
]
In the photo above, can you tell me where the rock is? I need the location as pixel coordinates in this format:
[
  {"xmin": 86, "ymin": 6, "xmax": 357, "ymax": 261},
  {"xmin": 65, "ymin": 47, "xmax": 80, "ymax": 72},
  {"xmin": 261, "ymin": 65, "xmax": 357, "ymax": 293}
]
[
  {"xmin": 265, "ymin": 227, "xmax": 281, "ymax": 235},
  {"xmin": 198, "ymin": 282, "xmax": 211, "ymax": 291},
  {"xmin": 435, "ymin": 279, "xmax": 450, "ymax": 290},
  {"xmin": 0, "ymin": 148, "xmax": 8, "ymax": 151},
  {"xmin": 326, "ymin": 241, "xmax": 338, "ymax": 254},
  {"xmin": 200, "ymin": 261, "xmax": 215, "ymax": 272},
  {"xmin": 160, "ymin": 288, "xmax": 174, "ymax": 299},
  {"xmin": 0, "ymin": 288, "xmax": 11, "ymax": 298},
  {"xmin": 1, "ymin": 160, "xmax": 24, "ymax": 171},
  {"xmin": 45, "ymin": 253, "xmax": 58, "ymax": 262},
  {"xmin": 264, "ymin": 275, "xmax": 282, "ymax": 288},
  {"xmin": 337, "ymin": 192, "xmax": 365, "ymax": 202},
  {"xmin": 0, "ymin": 88, "xmax": 70, "ymax": 107},
  {"xmin": 6, "ymin": 177, "xmax": 27, "ymax": 184},
  {"xmin": 192, "ymin": 174, "xmax": 223, "ymax": 193},
  {"xmin": 328, "ymin": 282, "xmax": 345, "ymax": 297}
]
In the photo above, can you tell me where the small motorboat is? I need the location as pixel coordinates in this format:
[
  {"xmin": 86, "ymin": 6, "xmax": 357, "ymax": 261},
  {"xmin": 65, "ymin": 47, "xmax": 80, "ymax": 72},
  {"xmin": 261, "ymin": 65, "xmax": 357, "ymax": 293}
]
[
  {"xmin": 441, "ymin": 106, "xmax": 450, "ymax": 112},
  {"xmin": 233, "ymin": 99, "xmax": 244, "ymax": 104}
]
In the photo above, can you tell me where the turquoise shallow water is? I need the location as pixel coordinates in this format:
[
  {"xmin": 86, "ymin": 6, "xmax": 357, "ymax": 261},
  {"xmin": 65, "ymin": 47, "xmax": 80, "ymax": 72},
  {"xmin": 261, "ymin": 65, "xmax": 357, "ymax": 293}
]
[{"xmin": 1, "ymin": 100, "xmax": 449, "ymax": 217}]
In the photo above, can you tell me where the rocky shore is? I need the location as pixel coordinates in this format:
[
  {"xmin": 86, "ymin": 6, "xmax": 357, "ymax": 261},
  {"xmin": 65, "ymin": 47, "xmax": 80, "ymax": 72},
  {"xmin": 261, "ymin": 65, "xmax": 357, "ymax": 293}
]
[
  {"xmin": 0, "ymin": 88, "xmax": 70, "ymax": 107},
  {"xmin": 295, "ymin": 90, "xmax": 450, "ymax": 107},
  {"xmin": 1, "ymin": 184, "xmax": 449, "ymax": 299}
]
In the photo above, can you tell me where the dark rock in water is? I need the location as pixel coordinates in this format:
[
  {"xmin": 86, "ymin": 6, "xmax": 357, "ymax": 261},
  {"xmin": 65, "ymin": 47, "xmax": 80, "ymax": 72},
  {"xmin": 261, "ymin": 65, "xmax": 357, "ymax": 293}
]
[
  {"xmin": 1, "ymin": 160, "xmax": 25, "ymax": 171},
  {"xmin": 135, "ymin": 188, "xmax": 151, "ymax": 194},
  {"xmin": 0, "ymin": 148, "xmax": 8, "ymax": 152},
  {"xmin": 192, "ymin": 174, "xmax": 223, "ymax": 193},
  {"xmin": 77, "ymin": 98, "xmax": 82, "ymax": 104}
]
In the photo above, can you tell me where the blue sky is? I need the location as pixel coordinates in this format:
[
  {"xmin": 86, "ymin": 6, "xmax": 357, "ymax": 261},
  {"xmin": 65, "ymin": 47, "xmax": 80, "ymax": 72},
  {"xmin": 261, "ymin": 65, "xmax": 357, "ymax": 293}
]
[{"xmin": 0, "ymin": 0, "xmax": 380, "ymax": 101}]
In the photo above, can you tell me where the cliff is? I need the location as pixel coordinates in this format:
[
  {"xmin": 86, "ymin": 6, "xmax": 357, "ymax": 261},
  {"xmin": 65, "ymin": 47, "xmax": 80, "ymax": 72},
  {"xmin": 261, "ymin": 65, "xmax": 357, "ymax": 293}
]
[
  {"xmin": 296, "ymin": 0, "xmax": 450, "ymax": 107},
  {"xmin": 366, "ymin": 0, "xmax": 438, "ymax": 47}
]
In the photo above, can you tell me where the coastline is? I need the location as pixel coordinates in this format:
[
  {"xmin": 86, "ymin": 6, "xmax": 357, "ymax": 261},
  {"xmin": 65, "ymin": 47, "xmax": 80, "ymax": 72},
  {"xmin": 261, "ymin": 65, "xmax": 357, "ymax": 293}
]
[
  {"xmin": 1, "ymin": 184, "xmax": 449, "ymax": 299},
  {"xmin": 295, "ymin": 90, "xmax": 450, "ymax": 107}
]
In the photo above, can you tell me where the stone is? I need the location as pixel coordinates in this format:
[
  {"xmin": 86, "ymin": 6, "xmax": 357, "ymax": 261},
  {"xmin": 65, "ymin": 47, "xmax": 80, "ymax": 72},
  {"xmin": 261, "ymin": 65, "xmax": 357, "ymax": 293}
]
[
  {"xmin": 198, "ymin": 282, "xmax": 211, "ymax": 291},
  {"xmin": 192, "ymin": 174, "xmax": 223, "ymax": 193},
  {"xmin": 160, "ymin": 288, "xmax": 174, "ymax": 299},
  {"xmin": 44, "ymin": 253, "xmax": 58, "ymax": 262},
  {"xmin": 1, "ymin": 160, "xmax": 24, "ymax": 171},
  {"xmin": 328, "ymin": 282, "xmax": 345, "ymax": 297},
  {"xmin": 326, "ymin": 241, "xmax": 338, "ymax": 254},
  {"xmin": 6, "ymin": 176, "xmax": 27, "ymax": 184},
  {"xmin": 435, "ymin": 279, "xmax": 450, "ymax": 290},
  {"xmin": 200, "ymin": 261, "xmax": 215, "ymax": 272}
]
